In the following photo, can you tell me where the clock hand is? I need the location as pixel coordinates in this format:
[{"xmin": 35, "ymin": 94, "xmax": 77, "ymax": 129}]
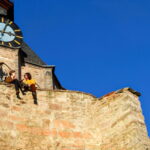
[
  {"xmin": 5, "ymin": 31, "xmax": 15, "ymax": 36},
  {"xmin": 1, "ymin": 20, "xmax": 10, "ymax": 36},
  {"xmin": 0, "ymin": 30, "xmax": 15, "ymax": 36}
]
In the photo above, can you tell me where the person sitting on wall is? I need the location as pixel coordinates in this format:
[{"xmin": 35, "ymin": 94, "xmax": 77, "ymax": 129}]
[
  {"xmin": 22, "ymin": 73, "xmax": 38, "ymax": 105},
  {"xmin": 5, "ymin": 70, "xmax": 25, "ymax": 99}
]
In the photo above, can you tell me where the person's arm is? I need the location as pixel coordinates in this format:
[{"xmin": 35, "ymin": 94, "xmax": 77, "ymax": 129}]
[
  {"xmin": 34, "ymin": 80, "xmax": 40, "ymax": 89},
  {"xmin": 10, "ymin": 75, "xmax": 16, "ymax": 80}
]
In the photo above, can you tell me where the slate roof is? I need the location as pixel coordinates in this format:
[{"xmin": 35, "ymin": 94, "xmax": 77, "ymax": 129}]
[
  {"xmin": 21, "ymin": 42, "xmax": 46, "ymax": 66},
  {"xmin": 0, "ymin": 6, "xmax": 7, "ymax": 16}
]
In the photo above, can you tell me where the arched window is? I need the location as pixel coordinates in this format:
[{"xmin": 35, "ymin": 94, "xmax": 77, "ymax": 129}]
[
  {"xmin": 45, "ymin": 71, "xmax": 51, "ymax": 76},
  {"xmin": 45, "ymin": 71, "xmax": 52, "ymax": 89},
  {"xmin": 0, "ymin": 63, "xmax": 10, "ymax": 81}
]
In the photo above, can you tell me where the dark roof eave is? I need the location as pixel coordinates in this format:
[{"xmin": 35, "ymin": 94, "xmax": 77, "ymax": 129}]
[{"xmin": 25, "ymin": 61, "xmax": 55, "ymax": 68}]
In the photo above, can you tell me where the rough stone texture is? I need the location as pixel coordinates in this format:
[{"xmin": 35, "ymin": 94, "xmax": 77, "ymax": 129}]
[
  {"xmin": 0, "ymin": 47, "xmax": 54, "ymax": 89},
  {"xmin": 21, "ymin": 63, "xmax": 53, "ymax": 89},
  {"xmin": 0, "ymin": 83, "xmax": 149, "ymax": 150},
  {"xmin": 0, "ymin": 47, "xmax": 19, "ymax": 78}
]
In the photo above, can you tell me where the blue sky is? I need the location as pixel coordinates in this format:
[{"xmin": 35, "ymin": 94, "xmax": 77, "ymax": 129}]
[{"xmin": 14, "ymin": 0, "xmax": 150, "ymax": 135}]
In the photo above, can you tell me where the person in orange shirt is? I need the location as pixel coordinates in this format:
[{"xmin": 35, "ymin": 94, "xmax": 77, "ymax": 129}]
[
  {"xmin": 22, "ymin": 72, "xmax": 38, "ymax": 105},
  {"xmin": 5, "ymin": 70, "xmax": 25, "ymax": 99}
]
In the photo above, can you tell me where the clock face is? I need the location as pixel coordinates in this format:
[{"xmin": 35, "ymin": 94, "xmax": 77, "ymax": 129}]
[{"xmin": 0, "ymin": 17, "xmax": 23, "ymax": 48}]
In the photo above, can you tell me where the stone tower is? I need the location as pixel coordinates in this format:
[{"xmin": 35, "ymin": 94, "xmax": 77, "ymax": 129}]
[
  {"xmin": 0, "ymin": 1, "xmax": 149, "ymax": 150},
  {"xmin": 0, "ymin": 0, "xmax": 63, "ymax": 90}
]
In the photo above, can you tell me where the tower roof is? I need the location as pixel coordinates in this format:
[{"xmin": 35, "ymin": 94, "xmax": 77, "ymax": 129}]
[{"xmin": 21, "ymin": 42, "xmax": 46, "ymax": 66}]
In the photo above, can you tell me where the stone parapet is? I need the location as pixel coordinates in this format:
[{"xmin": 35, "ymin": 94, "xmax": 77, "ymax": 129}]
[{"xmin": 0, "ymin": 83, "xmax": 149, "ymax": 150}]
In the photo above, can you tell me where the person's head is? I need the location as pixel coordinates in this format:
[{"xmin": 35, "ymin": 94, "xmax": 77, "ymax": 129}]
[
  {"xmin": 24, "ymin": 73, "xmax": 32, "ymax": 80},
  {"xmin": 9, "ymin": 70, "xmax": 15, "ymax": 77}
]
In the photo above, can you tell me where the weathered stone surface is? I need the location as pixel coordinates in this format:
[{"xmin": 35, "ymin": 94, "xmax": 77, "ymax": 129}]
[
  {"xmin": 0, "ymin": 47, "xmax": 54, "ymax": 89},
  {"xmin": 0, "ymin": 47, "xmax": 19, "ymax": 78},
  {"xmin": 0, "ymin": 83, "xmax": 149, "ymax": 150},
  {"xmin": 21, "ymin": 63, "xmax": 53, "ymax": 89}
]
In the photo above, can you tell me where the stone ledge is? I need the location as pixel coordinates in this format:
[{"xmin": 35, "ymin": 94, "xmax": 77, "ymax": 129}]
[
  {"xmin": 99, "ymin": 87, "xmax": 141, "ymax": 100},
  {"xmin": 0, "ymin": 82, "xmax": 141, "ymax": 101},
  {"xmin": 117, "ymin": 87, "xmax": 141, "ymax": 97}
]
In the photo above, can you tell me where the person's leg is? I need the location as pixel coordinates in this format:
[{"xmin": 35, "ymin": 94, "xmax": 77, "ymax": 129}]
[
  {"xmin": 32, "ymin": 91, "xmax": 38, "ymax": 105},
  {"xmin": 30, "ymin": 84, "xmax": 38, "ymax": 105},
  {"xmin": 11, "ymin": 79, "xmax": 21, "ymax": 99},
  {"xmin": 15, "ymin": 80, "xmax": 26, "ymax": 95},
  {"xmin": 21, "ymin": 82, "xmax": 29, "ymax": 93}
]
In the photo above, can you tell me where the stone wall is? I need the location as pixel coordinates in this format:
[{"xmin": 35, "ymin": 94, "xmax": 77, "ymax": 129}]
[
  {"xmin": 0, "ymin": 47, "xmax": 19, "ymax": 78},
  {"xmin": 0, "ymin": 47, "xmax": 55, "ymax": 89},
  {"xmin": 0, "ymin": 83, "xmax": 149, "ymax": 150},
  {"xmin": 21, "ymin": 63, "xmax": 53, "ymax": 89}
]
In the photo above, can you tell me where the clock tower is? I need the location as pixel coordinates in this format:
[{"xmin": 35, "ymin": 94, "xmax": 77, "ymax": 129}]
[
  {"xmin": 0, "ymin": 0, "xmax": 63, "ymax": 90},
  {"xmin": 0, "ymin": 0, "xmax": 21, "ymax": 80}
]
